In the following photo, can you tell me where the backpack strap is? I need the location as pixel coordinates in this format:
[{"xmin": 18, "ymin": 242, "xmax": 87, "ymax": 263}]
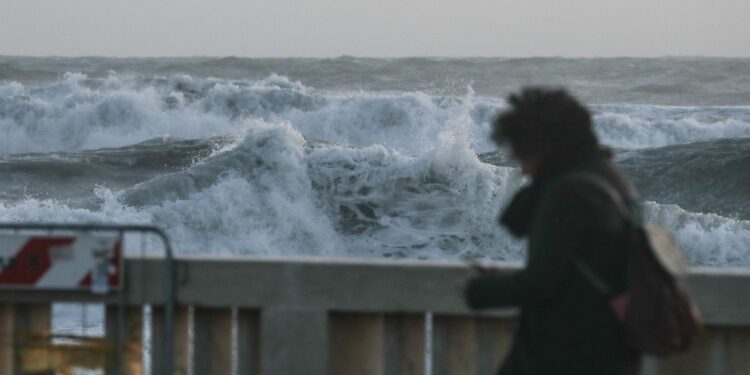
[
  {"xmin": 574, "ymin": 260, "xmax": 614, "ymax": 295},
  {"xmin": 563, "ymin": 172, "xmax": 634, "ymax": 297},
  {"xmin": 563, "ymin": 172, "xmax": 633, "ymax": 225}
]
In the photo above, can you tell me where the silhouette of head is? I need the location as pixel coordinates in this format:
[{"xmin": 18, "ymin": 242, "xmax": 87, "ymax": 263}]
[{"xmin": 491, "ymin": 87, "xmax": 598, "ymax": 165}]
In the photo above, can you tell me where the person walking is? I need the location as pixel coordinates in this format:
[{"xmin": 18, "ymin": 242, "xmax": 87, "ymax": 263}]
[{"xmin": 464, "ymin": 88, "xmax": 642, "ymax": 375}]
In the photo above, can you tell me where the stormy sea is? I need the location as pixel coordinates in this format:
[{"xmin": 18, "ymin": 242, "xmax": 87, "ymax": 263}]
[{"xmin": 1, "ymin": 56, "xmax": 749, "ymax": 268}]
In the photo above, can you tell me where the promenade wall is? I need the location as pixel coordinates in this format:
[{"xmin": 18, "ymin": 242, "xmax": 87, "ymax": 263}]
[{"xmin": 1, "ymin": 256, "xmax": 749, "ymax": 375}]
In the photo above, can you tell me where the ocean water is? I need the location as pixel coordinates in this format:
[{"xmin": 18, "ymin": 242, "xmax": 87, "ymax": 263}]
[{"xmin": 1, "ymin": 56, "xmax": 749, "ymax": 267}]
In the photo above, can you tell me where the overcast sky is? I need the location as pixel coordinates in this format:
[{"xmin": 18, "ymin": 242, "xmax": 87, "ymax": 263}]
[{"xmin": 1, "ymin": 0, "xmax": 748, "ymax": 57}]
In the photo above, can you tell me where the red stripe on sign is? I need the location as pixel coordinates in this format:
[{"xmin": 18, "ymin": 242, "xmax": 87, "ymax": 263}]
[
  {"xmin": 78, "ymin": 272, "xmax": 92, "ymax": 286},
  {"xmin": 111, "ymin": 239, "xmax": 122, "ymax": 286},
  {"xmin": 0, "ymin": 237, "xmax": 75, "ymax": 285},
  {"xmin": 79, "ymin": 239, "xmax": 122, "ymax": 289}
]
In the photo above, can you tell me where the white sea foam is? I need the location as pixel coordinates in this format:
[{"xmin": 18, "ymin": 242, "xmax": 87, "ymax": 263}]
[
  {"xmin": 0, "ymin": 74, "xmax": 239, "ymax": 153},
  {"xmin": 593, "ymin": 105, "xmax": 750, "ymax": 149},
  {"xmin": 0, "ymin": 74, "xmax": 489, "ymax": 156},
  {"xmin": 305, "ymin": 99, "xmax": 526, "ymax": 259},
  {"xmin": 3, "ymin": 74, "xmax": 750, "ymax": 156},
  {"xmin": 643, "ymin": 202, "xmax": 750, "ymax": 266},
  {"xmin": 0, "ymin": 117, "xmax": 524, "ymax": 259},
  {"xmin": 0, "ymin": 73, "xmax": 748, "ymax": 265},
  {"xmin": 4, "ymin": 157, "xmax": 748, "ymax": 266}
]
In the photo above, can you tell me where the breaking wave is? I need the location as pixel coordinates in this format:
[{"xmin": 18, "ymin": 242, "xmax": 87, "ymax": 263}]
[
  {"xmin": 3, "ymin": 74, "xmax": 750, "ymax": 156},
  {"xmin": 0, "ymin": 69, "xmax": 747, "ymax": 266}
]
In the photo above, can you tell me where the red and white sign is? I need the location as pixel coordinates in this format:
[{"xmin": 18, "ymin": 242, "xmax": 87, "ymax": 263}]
[{"xmin": 0, "ymin": 235, "xmax": 121, "ymax": 292}]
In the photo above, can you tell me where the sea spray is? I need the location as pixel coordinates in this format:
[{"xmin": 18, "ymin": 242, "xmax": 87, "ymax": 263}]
[
  {"xmin": 593, "ymin": 105, "xmax": 750, "ymax": 149},
  {"xmin": 4, "ymin": 75, "xmax": 750, "ymax": 155},
  {"xmin": 0, "ymin": 63, "xmax": 747, "ymax": 265}
]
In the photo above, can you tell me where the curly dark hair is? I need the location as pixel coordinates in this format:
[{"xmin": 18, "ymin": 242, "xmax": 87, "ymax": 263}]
[{"xmin": 491, "ymin": 87, "xmax": 598, "ymax": 161}]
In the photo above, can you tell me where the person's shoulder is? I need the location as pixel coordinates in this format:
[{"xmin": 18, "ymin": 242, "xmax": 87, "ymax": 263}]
[
  {"xmin": 541, "ymin": 170, "xmax": 624, "ymax": 214},
  {"xmin": 547, "ymin": 170, "xmax": 629, "ymax": 230},
  {"xmin": 557, "ymin": 171, "xmax": 608, "ymax": 190},
  {"xmin": 545, "ymin": 171, "xmax": 607, "ymax": 199}
]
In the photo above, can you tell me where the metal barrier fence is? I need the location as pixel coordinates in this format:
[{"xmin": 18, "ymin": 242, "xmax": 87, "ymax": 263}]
[
  {"xmin": 0, "ymin": 223, "xmax": 175, "ymax": 375},
  {"xmin": 2, "ymin": 242, "xmax": 750, "ymax": 374}
]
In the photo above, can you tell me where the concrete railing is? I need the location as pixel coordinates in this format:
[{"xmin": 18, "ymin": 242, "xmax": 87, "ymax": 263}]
[{"xmin": 1, "ymin": 256, "xmax": 749, "ymax": 375}]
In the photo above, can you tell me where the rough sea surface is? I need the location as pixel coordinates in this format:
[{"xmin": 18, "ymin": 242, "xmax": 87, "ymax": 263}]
[{"xmin": 1, "ymin": 56, "xmax": 749, "ymax": 266}]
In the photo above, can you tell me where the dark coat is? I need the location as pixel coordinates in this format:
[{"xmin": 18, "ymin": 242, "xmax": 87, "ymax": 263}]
[{"xmin": 466, "ymin": 149, "xmax": 642, "ymax": 375}]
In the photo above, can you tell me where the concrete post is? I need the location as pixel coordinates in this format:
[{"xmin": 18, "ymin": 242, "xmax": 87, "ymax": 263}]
[
  {"xmin": 329, "ymin": 313, "xmax": 385, "ymax": 375},
  {"xmin": 12, "ymin": 304, "xmax": 51, "ymax": 375},
  {"xmin": 384, "ymin": 313, "xmax": 426, "ymax": 375},
  {"xmin": 237, "ymin": 309, "xmax": 261, "ymax": 375},
  {"xmin": 722, "ymin": 327, "xmax": 750, "ymax": 375},
  {"xmin": 193, "ymin": 307, "xmax": 233, "ymax": 375},
  {"xmin": 151, "ymin": 305, "xmax": 190, "ymax": 375},
  {"xmin": 0, "ymin": 304, "xmax": 13, "ymax": 375},
  {"xmin": 475, "ymin": 318, "xmax": 515, "ymax": 374},
  {"xmin": 105, "ymin": 306, "xmax": 143, "ymax": 375},
  {"xmin": 657, "ymin": 328, "xmax": 718, "ymax": 375},
  {"xmin": 432, "ymin": 316, "xmax": 477, "ymax": 375},
  {"xmin": 640, "ymin": 357, "xmax": 659, "ymax": 375},
  {"xmin": 261, "ymin": 308, "xmax": 328, "ymax": 375}
]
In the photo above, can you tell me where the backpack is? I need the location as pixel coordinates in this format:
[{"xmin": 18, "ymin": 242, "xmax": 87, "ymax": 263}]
[{"xmin": 572, "ymin": 173, "xmax": 703, "ymax": 356}]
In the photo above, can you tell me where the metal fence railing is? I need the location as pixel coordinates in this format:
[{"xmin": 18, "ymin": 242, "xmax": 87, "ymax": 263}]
[{"xmin": 0, "ymin": 223, "xmax": 175, "ymax": 375}]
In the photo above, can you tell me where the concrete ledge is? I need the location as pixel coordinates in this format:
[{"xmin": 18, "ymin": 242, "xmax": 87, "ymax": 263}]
[
  {"xmin": 1, "ymin": 256, "xmax": 750, "ymax": 375},
  {"xmin": 0, "ymin": 256, "xmax": 748, "ymax": 325}
]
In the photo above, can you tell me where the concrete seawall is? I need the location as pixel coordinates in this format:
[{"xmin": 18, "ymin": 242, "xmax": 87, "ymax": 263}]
[{"xmin": 1, "ymin": 256, "xmax": 749, "ymax": 375}]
